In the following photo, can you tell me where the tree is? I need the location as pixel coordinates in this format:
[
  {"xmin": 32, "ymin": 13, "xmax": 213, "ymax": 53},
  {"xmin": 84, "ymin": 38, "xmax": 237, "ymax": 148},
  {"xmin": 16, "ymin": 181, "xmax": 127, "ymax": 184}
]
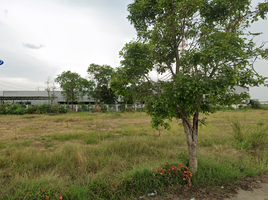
[
  {"xmin": 87, "ymin": 64, "xmax": 115, "ymax": 104},
  {"xmin": 99, "ymin": 86, "xmax": 116, "ymax": 104},
  {"xmin": 111, "ymin": 67, "xmax": 153, "ymax": 107},
  {"xmin": 111, "ymin": 67, "xmax": 135, "ymax": 107},
  {"xmin": 118, "ymin": 0, "xmax": 268, "ymax": 175},
  {"xmin": 45, "ymin": 77, "xmax": 57, "ymax": 104},
  {"xmin": 55, "ymin": 71, "xmax": 85, "ymax": 110}
]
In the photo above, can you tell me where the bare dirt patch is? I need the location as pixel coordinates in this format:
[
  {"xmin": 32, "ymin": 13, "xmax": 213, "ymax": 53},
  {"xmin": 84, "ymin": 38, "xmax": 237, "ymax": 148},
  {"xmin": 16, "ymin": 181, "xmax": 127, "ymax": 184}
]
[{"xmin": 146, "ymin": 174, "xmax": 268, "ymax": 200}]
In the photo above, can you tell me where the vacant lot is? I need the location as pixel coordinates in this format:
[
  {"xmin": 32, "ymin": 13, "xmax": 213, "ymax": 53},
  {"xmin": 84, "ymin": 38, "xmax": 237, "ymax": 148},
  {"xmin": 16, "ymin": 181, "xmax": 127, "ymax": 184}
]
[{"xmin": 0, "ymin": 110, "xmax": 268, "ymax": 199}]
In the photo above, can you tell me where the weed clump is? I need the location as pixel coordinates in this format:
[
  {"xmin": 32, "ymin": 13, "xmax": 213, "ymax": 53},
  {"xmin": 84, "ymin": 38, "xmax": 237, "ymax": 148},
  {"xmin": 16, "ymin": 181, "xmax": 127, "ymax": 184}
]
[{"xmin": 231, "ymin": 120, "xmax": 268, "ymax": 150}]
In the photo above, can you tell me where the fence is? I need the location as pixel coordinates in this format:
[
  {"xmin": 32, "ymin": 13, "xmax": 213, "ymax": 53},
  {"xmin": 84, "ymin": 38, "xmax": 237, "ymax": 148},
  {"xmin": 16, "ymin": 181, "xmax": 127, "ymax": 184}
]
[{"xmin": 63, "ymin": 104, "xmax": 146, "ymax": 112}]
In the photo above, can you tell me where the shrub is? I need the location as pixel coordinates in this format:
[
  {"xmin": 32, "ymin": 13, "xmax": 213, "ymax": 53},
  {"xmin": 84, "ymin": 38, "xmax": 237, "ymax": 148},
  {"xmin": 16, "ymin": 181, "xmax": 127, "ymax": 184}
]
[
  {"xmin": 153, "ymin": 162, "xmax": 192, "ymax": 186},
  {"xmin": 250, "ymin": 100, "xmax": 262, "ymax": 109},
  {"xmin": 14, "ymin": 107, "xmax": 25, "ymax": 115},
  {"xmin": 59, "ymin": 105, "xmax": 68, "ymax": 113},
  {"xmin": 0, "ymin": 103, "xmax": 8, "ymax": 114},
  {"xmin": 94, "ymin": 106, "xmax": 102, "ymax": 113}
]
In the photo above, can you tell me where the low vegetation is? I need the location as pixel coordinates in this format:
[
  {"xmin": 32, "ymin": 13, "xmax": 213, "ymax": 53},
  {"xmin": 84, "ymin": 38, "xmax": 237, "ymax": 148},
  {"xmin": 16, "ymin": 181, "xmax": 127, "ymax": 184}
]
[
  {"xmin": 0, "ymin": 110, "xmax": 268, "ymax": 199},
  {"xmin": 0, "ymin": 103, "xmax": 68, "ymax": 115}
]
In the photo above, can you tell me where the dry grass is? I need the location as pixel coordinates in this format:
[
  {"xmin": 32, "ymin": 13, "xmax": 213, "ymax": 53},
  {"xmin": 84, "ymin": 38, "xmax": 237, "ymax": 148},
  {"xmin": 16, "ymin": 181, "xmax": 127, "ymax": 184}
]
[{"xmin": 0, "ymin": 110, "xmax": 268, "ymax": 199}]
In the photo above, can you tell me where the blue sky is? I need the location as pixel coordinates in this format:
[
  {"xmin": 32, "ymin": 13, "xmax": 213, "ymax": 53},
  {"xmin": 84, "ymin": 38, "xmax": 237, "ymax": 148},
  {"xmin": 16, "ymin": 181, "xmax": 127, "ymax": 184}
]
[{"xmin": 0, "ymin": 0, "xmax": 268, "ymax": 100}]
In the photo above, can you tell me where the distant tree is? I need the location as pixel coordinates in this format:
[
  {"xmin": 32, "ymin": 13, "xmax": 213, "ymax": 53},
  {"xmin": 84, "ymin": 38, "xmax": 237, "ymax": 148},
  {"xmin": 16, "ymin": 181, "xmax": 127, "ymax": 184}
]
[
  {"xmin": 45, "ymin": 77, "xmax": 57, "ymax": 104},
  {"xmin": 87, "ymin": 64, "xmax": 115, "ymax": 104},
  {"xmin": 111, "ymin": 67, "xmax": 136, "ymax": 107},
  {"xmin": 79, "ymin": 78, "xmax": 95, "ymax": 102},
  {"xmin": 99, "ymin": 86, "xmax": 116, "ymax": 104},
  {"xmin": 118, "ymin": 0, "xmax": 268, "ymax": 175},
  {"xmin": 55, "ymin": 71, "xmax": 85, "ymax": 110}
]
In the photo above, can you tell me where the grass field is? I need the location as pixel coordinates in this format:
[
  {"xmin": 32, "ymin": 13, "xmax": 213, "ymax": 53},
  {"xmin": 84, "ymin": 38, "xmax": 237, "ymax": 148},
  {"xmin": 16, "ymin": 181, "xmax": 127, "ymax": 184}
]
[{"xmin": 0, "ymin": 110, "xmax": 268, "ymax": 199}]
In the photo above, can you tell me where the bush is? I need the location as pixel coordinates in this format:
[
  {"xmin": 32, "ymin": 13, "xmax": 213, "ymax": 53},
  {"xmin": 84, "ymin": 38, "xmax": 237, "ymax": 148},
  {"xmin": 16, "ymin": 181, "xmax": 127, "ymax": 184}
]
[
  {"xmin": 0, "ymin": 103, "xmax": 8, "ymax": 114},
  {"xmin": 79, "ymin": 104, "xmax": 88, "ymax": 111},
  {"xmin": 14, "ymin": 107, "xmax": 25, "ymax": 115},
  {"xmin": 250, "ymin": 100, "xmax": 262, "ymax": 109},
  {"xmin": 59, "ymin": 105, "xmax": 68, "ymax": 113},
  {"xmin": 94, "ymin": 106, "xmax": 102, "ymax": 113},
  {"xmin": 0, "ymin": 103, "xmax": 68, "ymax": 115}
]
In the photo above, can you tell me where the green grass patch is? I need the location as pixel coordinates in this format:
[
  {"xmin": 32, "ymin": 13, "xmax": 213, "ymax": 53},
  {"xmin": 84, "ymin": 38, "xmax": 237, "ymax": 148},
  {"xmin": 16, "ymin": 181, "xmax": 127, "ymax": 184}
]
[{"xmin": 1, "ymin": 110, "xmax": 268, "ymax": 199}]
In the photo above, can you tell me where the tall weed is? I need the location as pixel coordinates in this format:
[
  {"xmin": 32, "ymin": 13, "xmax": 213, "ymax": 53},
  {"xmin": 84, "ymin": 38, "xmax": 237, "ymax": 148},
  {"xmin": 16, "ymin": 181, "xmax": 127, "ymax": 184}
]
[{"xmin": 231, "ymin": 120, "xmax": 268, "ymax": 150}]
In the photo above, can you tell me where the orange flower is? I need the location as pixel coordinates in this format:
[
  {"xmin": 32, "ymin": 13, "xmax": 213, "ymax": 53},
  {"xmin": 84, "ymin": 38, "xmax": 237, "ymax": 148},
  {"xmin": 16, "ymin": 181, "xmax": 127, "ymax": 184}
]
[
  {"xmin": 59, "ymin": 196, "xmax": 63, "ymax": 200},
  {"xmin": 129, "ymin": 184, "xmax": 131, "ymax": 186},
  {"xmin": 27, "ymin": 192, "xmax": 30, "ymax": 195},
  {"xmin": 42, "ymin": 190, "xmax": 45, "ymax": 192},
  {"xmin": 20, "ymin": 197, "xmax": 23, "ymax": 199}
]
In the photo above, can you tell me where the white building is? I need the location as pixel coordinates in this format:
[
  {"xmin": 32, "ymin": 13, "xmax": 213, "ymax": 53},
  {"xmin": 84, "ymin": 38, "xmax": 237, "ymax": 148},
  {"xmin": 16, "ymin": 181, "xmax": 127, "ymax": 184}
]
[{"xmin": 0, "ymin": 91, "xmax": 95, "ymax": 105}]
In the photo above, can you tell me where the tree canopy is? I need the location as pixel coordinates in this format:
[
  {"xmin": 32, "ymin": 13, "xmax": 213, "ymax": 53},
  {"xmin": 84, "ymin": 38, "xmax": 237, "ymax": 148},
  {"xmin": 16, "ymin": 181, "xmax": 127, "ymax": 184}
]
[
  {"xmin": 55, "ymin": 71, "xmax": 86, "ymax": 110},
  {"xmin": 87, "ymin": 64, "xmax": 116, "ymax": 104},
  {"xmin": 115, "ymin": 0, "xmax": 268, "ymax": 174}
]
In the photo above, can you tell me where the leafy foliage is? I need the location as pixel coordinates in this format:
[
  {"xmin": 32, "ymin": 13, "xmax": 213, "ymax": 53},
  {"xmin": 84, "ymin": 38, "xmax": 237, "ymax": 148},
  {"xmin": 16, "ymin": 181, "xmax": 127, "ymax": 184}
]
[
  {"xmin": 55, "ymin": 71, "xmax": 86, "ymax": 109},
  {"xmin": 87, "ymin": 64, "xmax": 115, "ymax": 104},
  {"xmin": 250, "ymin": 100, "xmax": 262, "ymax": 109},
  {"xmin": 114, "ymin": 0, "xmax": 268, "ymax": 174},
  {"xmin": 0, "ymin": 103, "xmax": 68, "ymax": 115}
]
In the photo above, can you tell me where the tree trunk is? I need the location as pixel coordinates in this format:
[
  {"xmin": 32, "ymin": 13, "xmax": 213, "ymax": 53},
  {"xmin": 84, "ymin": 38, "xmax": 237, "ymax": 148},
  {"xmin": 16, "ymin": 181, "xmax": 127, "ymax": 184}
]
[{"xmin": 182, "ymin": 111, "xmax": 199, "ymax": 175}]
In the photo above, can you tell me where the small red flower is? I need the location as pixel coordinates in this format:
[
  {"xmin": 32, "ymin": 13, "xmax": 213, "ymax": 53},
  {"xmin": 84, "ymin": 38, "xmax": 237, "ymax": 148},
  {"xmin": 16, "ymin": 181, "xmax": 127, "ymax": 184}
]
[
  {"xmin": 189, "ymin": 184, "xmax": 192, "ymax": 187},
  {"xmin": 46, "ymin": 198, "xmax": 48, "ymax": 200},
  {"xmin": 160, "ymin": 172, "xmax": 164, "ymax": 175},
  {"xmin": 129, "ymin": 184, "xmax": 131, "ymax": 186},
  {"xmin": 184, "ymin": 171, "xmax": 187, "ymax": 173},
  {"xmin": 42, "ymin": 190, "xmax": 45, "ymax": 192},
  {"xmin": 27, "ymin": 192, "xmax": 30, "ymax": 195},
  {"xmin": 183, "ymin": 178, "xmax": 186, "ymax": 181},
  {"xmin": 20, "ymin": 197, "xmax": 23, "ymax": 199},
  {"xmin": 190, "ymin": 173, "xmax": 192, "ymax": 177},
  {"xmin": 59, "ymin": 196, "xmax": 63, "ymax": 200}
]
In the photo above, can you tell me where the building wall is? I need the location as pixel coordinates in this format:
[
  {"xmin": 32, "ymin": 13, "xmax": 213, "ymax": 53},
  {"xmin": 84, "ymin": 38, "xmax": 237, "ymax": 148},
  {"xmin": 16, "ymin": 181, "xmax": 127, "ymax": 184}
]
[{"xmin": 1, "ymin": 91, "xmax": 96, "ymax": 105}]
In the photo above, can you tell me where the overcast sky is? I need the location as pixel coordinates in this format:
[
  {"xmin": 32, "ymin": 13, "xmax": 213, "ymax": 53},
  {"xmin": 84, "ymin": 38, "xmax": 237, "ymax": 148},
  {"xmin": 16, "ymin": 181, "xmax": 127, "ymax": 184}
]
[{"xmin": 0, "ymin": 0, "xmax": 268, "ymax": 100}]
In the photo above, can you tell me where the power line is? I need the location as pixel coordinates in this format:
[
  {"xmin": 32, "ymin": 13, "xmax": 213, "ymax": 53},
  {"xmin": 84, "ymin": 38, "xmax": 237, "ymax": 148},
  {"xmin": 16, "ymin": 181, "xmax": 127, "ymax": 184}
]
[
  {"xmin": 0, "ymin": 79, "xmax": 36, "ymax": 90},
  {"xmin": 0, "ymin": 83, "xmax": 35, "ymax": 90}
]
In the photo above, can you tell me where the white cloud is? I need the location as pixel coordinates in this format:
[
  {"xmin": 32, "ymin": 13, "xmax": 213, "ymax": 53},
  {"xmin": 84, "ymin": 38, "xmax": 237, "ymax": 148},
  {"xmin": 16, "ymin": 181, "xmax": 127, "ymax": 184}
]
[{"xmin": 22, "ymin": 43, "xmax": 45, "ymax": 50}]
